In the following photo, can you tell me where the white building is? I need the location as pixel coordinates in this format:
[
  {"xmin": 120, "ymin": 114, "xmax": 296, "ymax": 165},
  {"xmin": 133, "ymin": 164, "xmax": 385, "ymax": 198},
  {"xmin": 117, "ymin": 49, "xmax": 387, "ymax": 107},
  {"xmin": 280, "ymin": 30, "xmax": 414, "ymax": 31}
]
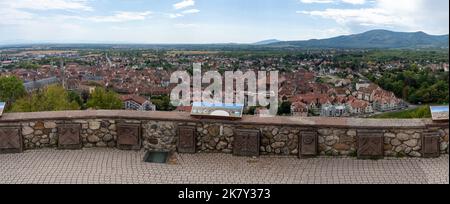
[{"xmin": 120, "ymin": 95, "xmax": 156, "ymax": 111}]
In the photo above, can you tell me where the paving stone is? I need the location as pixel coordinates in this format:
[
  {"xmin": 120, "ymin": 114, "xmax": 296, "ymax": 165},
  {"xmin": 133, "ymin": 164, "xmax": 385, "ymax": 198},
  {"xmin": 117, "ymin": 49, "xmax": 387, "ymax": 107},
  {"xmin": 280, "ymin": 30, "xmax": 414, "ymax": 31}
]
[{"xmin": 0, "ymin": 149, "xmax": 447, "ymax": 184}]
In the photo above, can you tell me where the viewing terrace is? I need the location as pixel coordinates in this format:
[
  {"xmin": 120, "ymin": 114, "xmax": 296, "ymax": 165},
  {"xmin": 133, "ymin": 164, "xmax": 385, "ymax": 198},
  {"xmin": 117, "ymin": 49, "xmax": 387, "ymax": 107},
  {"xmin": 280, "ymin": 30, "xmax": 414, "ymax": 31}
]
[{"xmin": 0, "ymin": 110, "xmax": 448, "ymax": 184}]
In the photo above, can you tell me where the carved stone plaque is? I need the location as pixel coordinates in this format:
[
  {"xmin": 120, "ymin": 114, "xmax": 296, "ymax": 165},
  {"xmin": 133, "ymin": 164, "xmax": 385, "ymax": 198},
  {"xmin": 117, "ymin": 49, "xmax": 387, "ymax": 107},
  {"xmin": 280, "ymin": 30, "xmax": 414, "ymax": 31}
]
[
  {"xmin": 357, "ymin": 129, "xmax": 384, "ymax": 159},
  {"xmin": 178, "ymin": 126, "xmax": 196, "ymax": 153},
  {"xmin": 233, "ymin": 129, "xmax": 260, "ymax": 157},
  {"xmin": 0, "ymin": 127, "xmax": 22, "ymax": 154},
  {"xmin": 58, "ymin": 124, "xmax": 81, "ymax": 149},
  {"xmin": 422, "ymin": 131, "xmax": 440, "ymax": 158},
  {"xmin": 117, "ymin": 123, "xmax": 141, "ymax": 150},
  {"xmin": 299, "ymin": 130, "xmax": 318, "ymax": 157}
]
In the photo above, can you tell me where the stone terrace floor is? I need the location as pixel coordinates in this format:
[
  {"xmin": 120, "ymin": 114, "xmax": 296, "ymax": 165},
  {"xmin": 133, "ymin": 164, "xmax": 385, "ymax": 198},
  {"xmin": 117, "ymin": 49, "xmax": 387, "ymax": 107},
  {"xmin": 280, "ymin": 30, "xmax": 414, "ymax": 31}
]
[{"xmin": 0, "ymin": 149, "xmax": 448, "ymax": 184}]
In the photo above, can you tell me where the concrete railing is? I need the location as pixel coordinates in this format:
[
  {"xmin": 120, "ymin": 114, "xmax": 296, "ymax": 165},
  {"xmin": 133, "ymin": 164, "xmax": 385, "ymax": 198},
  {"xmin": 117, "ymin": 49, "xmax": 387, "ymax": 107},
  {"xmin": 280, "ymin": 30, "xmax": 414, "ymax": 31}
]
[{"xmin": 0, "ymin": 110, "xmax": 448, "ymax": 158}]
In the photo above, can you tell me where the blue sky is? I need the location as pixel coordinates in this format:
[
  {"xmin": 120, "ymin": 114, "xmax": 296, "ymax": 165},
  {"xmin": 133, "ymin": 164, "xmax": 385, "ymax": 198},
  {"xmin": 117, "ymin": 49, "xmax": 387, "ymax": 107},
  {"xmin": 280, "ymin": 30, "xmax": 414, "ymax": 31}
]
[{"xmin": 0, "ymin": 0, "xmax": 448, "ymax": 44}]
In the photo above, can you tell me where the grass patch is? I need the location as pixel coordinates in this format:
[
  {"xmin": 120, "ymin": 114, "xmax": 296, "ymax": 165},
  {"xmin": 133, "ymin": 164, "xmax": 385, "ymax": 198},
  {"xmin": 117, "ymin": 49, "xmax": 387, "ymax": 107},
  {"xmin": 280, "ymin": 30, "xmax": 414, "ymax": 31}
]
[
  {"xmin": 396, "ymin": 152, "xmax": 407, "ymax": 158},
  {"xmin": 371, "ymin": 106, "xmax": 432, "ymax": 119},
  {"xmin": 348, "ymin": 150, "xmax": 357, "ymax": 157}
]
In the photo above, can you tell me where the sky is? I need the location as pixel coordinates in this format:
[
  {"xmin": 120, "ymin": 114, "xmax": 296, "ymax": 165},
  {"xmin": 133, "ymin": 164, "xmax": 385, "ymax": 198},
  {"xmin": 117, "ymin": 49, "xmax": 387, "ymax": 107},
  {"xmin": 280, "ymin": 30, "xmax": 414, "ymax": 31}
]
[{"xmin": 0, "ymin": 0, "xmax": 448, "ymax": 44}]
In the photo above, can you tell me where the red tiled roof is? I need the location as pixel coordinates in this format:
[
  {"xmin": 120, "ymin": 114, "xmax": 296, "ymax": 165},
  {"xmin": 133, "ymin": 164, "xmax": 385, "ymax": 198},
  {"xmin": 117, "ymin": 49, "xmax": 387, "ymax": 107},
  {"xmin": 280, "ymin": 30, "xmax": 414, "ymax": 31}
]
[
  {"xmin": 175, "ymin": 106, "xmax": 192, "ymax": 112},
  {"xmin": 120, "ymin": 95, "xmax": 148, "ymax": 105},
  {"xmin": 348, "ymin": 98, "xmax": 369, "ymax": 109},
  {"xmin": 291, "ymin": 102, "xmax": 308, "ymax": 112}
]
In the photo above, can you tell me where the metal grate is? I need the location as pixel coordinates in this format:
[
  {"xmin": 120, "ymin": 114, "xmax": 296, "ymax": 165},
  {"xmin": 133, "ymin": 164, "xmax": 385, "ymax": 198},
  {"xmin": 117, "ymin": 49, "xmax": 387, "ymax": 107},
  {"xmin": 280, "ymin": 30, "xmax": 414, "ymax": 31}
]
[{"xmin": 143, "ymin": 151, "xmax": 170, "ymax": 164}]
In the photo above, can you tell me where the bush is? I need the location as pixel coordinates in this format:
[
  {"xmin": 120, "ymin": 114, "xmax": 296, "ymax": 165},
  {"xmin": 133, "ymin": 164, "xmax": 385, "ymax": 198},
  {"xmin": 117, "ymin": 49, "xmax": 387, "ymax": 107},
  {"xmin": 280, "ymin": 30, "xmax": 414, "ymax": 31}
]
[
  {"xmin": 0, "ymin": 76, "xmax": 26, "ymax": 102},
  {"xmin": 10, "ymin": 85, "xmax": 80, "ymax": 112},
  {"xmin": 371, "ymin": 106, "xmax": 432, "ymax": 119},
  {"xmin": 86, "ymin": 87, "xmax": 123, "ymax": 110}
]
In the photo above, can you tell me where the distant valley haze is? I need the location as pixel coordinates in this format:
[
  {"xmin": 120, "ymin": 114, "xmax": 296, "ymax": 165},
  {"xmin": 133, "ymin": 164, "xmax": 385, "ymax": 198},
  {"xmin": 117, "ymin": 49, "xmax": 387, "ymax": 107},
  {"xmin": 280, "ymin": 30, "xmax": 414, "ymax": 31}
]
[{"xmin": 1, "ymin": 30, "xmax": 448, "ymax": 49}]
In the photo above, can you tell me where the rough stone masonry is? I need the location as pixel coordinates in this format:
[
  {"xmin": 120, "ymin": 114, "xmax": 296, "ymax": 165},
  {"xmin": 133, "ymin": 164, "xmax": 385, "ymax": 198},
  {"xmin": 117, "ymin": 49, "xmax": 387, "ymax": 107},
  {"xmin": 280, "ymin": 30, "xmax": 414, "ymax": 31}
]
[{"xmin": 0, "ymin": 110, "xmax": 448, "ymax": 158}]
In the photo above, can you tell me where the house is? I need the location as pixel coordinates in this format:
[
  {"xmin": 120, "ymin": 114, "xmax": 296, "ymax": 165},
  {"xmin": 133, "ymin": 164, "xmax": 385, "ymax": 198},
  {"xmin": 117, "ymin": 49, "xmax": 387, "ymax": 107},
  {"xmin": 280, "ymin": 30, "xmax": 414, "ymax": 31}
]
[
  {"xmin": 289, "ymin": 93, "xmax": 331, "ymax": 116},
  {"xmin": 348, "ymin": 98, "xmax": 373, "ymax": 115},
  {"xmin": 321, "ymin": 104, "xmax": 336, "ymax": 117},
  {"xmin": 174, "ymin": 106, "xmax": 192, "ymax": 113},
  {"xmin": 254, "ymin": 107, "xmax": 274, "ymax": 117},
  {"xmin": 120, "ymin": 95, "xmax": 156, "ymax": 111},
  {"xmin": 371, "ymin": 89, "xmax": 406, "ymax": 112},
  {"xmin": 320, "ymin": 104, "xmax": 349, "ymax": 117},
  {"xmin": 357, "ymin": 84, "xmax": 378, "ymax": 102},
  {"xmin": 291, "ymin": 102, "xmax": 308, "ymax": 117},
  {"xmin": 23, "ymin": 77, "xmax": 60, "ymax": 92},
  {"xmin": 373, "ymin": 98, "xmax": 405, "ymax": 112},
  {"xmin": 330, "ymin": 87, "xmax": 350, "ymax": 97},
  {"xmin": 356, "ymin": 82, "xmax": 371, "ymax": 91}
]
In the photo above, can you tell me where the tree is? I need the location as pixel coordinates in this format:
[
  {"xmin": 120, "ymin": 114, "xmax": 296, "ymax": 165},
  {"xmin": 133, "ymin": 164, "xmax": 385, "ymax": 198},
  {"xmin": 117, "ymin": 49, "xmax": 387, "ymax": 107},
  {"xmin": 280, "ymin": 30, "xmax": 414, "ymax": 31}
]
[
  {"xmin": 10, "ymin": 85, "xmax": 80, "ymax": 112},
  {"xmin": 277, "ymin": 101, "xmax": 292, "ymax": 116},
  {"xmin": 151, "ymin": 95, "xmax": 175, "ymax": 111},
  {"xmin": 80, "ymin": 90, "xmax": 90, "ymax": 103},
  {"xmin": 68, "ymin": 91, "xmax": 83, "ymax": 109},
  {"xmin": 245, "ymin": 106, "xmax": 257, "ymax": 115},
  {"xmin": 0, "ymin": 76, "xmax": 26, "ymax": 103},
  {"xmin": 16, "ymin": 62, "xmax": 39, "ymax": 70},
  {"xmin": 86, "ymin": 87, "xmax": 123, "ymax": 110}
]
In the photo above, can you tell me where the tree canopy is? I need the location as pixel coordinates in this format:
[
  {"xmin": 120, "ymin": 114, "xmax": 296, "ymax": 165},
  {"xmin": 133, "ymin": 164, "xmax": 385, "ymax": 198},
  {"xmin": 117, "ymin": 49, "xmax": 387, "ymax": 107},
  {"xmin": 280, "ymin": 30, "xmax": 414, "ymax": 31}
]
[
  {"xmin": 366, "ymin": 68, "xmax": 449, "ymax": 105},
  {"xmin": 277, "ymin": 101, "xmax": 292, "ymax": 116},
  {"xmin": 150, "ymin": 95, "xmax": 175, "ymax": 111},
  {"xmin": 0, "ymin": 76, "xmax": 26, "ymax": 102},
  {"xmin": 86, "ymin": 87, "xmax": 123, "ymax": 110},
  {"xmin": 10, "ymin": 85, "xmax": 80, "ymax": 112}
]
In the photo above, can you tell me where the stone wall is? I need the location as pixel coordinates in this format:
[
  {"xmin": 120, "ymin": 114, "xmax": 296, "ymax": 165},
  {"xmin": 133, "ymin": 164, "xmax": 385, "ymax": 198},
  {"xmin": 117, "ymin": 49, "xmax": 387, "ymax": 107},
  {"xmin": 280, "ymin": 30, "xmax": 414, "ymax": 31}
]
[
  {"xmin": 317, "ymin": 128, "xmax": 449, "ymax": 157},
  {"xmin": 0, "ymin": 111, "xmax": 448, "ymax": 158},
  {"xmin": 192, "ymin": 123, "xmax": 303, "ymax": 155},
  {"xmin": 21, "ymin": 121, "xmax": 58, "ymax": 149},
  {"xmin": 20, "ymin": 119, "xmax": 119, "ymax": 149},
  {"xmin": 142, "ymin": 120, "xmax": 177, "ymax": 151},
  {"xmin": 80, "ymin": 119, "xmax": 117, "ymax": 148}
]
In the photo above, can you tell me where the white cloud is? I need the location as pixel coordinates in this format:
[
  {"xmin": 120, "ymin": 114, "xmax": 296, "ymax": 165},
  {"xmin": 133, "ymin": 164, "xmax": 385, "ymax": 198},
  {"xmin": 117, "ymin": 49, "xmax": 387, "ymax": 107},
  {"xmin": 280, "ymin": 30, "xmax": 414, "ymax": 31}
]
[
  {"xmin": 4, "ymin": 0, "xmax": 93, "ymax": 11},
  {"xmin": 342, "ymin": 0, "xmax": 366, "ymax": 4},
  {"xmin": 87, "ymin": 11, "xmax": 152, "ymax": 22},
  {"xmin": 298, "ymin": 8, "xmax": 396, "ymax": 26},
  {"xmin": 182, "ymin": 9, "xmax": 200, "ymax": 14},
  {"xmin": 298, "ymin": 0, "xmax": 449, "ymax": 34},
  {"xmin": 168, "ymin": 8, "xmax": 200, "ymax": 19},
  {"xmin": 300, "ymin": 0, "xmax": 366, "ymax": 4},
  {"xmin": 174, "ymin": 23, "xmax": 199, "ymax": 28},
  {"xmin": 0, "ymin": 0, "xmax": 94, "ymax": 26},
  {"xmin": 169, "ymin": 13, "xmax": 184, "ymax": 19},
  {"xmin": 0, "ymin": 7, "xmax": 34, "ymax": 25},
  {"xmin": 300, "ymin": 0, "xmax": 333, "ymax": 3},
  {"xmin": 174, "ymin": 0, "xmax": 195, "ymax": 10}
]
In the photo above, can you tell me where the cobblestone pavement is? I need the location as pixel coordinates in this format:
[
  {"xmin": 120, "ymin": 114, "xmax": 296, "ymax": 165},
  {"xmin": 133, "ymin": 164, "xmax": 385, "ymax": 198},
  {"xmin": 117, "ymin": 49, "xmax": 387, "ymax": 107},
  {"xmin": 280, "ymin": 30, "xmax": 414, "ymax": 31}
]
[{"xmin": 0, "ymin": 149, "xmax": 448, "ymax": 184}]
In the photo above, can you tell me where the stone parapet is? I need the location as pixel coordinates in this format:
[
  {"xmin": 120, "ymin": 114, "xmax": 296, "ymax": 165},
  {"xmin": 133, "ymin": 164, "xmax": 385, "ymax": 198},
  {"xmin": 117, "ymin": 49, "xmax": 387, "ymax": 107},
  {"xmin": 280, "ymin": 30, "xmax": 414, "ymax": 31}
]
[{"xmin": 1, "ymin": 110, "xmax": 448, "ymax": 158}]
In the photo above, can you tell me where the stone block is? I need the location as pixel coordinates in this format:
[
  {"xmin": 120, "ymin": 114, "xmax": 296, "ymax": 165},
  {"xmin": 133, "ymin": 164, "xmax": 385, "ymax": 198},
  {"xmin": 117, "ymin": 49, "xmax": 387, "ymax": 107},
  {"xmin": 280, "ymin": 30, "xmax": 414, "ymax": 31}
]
[
  {"xmin": 58, "ymin": 124, "xmax": 81, "ymax": 149},
  {"xmin": 233, "ymin": 129, "xmax": 260, "ymax": 157},
  {"xmin": 117, "ymin": 123, "xmax": 141, "ymax": 150},
  {"xmin": 422, "ymin": 131, "xmax": 440, "ymax": 158},
  {"xmin": 299, "ymin": 130, "xmax": 318, "ymax": 158},
  {"xmin": 357, "ymin": 129, "xmax": 384, "ymax": 159},
  {"xmin": 178, "ymin": 126, "xmax": 196, "ymax": 153},
  {"xmin": 0, "ymin": 127, "xmax": 22, "ymax": 154}
]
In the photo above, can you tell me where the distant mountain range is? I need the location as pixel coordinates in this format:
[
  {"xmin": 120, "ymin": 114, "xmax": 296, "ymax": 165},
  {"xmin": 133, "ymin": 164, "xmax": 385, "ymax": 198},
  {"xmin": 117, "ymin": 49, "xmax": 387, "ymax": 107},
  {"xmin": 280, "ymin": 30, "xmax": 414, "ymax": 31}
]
[
  {"xmin": 1, "ymin": 30, "xmax": 448, "ymax": 50},
  {"xmin": 253, "ymin": 39, "xmax": 281, "ymax": 45},
  {"xmin": 265, "ymin": 30, "xmax": 449, "ymax": 49}
]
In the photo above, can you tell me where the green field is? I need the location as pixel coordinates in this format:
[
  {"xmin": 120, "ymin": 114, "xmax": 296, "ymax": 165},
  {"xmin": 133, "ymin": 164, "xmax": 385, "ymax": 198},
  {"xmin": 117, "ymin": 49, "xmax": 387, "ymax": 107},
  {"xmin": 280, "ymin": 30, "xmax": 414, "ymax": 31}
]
[{"xmin": 371, "ymin": 106, "xmax": 432, "ymax": 119}]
